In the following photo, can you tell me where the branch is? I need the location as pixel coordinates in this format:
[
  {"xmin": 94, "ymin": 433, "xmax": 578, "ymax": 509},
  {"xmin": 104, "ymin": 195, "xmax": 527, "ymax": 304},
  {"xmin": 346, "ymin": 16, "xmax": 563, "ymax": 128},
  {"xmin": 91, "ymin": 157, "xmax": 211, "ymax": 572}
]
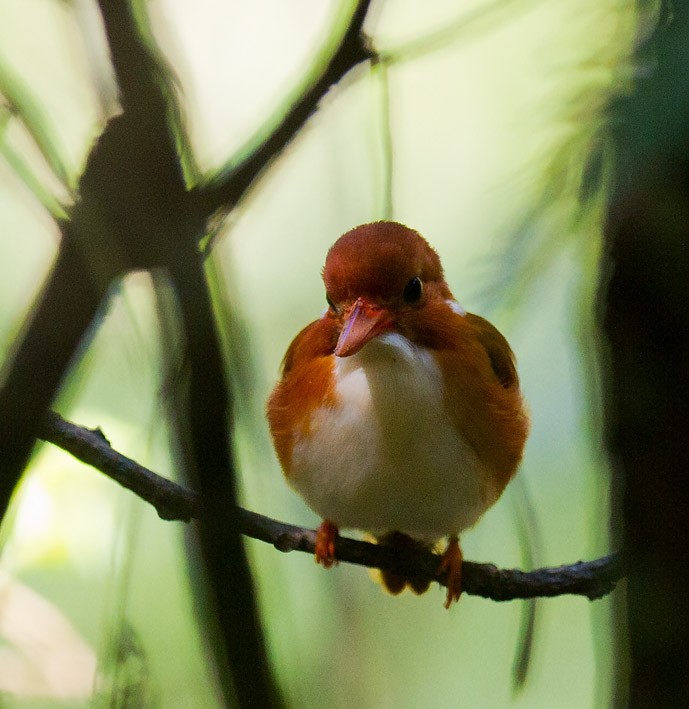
[
  {"xmin": 38, "ymin": 411, "xmax": 624, "ymax": 602},
  {"xmin": 189, "ymin": 0, "xmax": 375, "ymax": 220},
  {"xmin": 380, "ymin": 0, "xmax": 541, "ymax": 65}
]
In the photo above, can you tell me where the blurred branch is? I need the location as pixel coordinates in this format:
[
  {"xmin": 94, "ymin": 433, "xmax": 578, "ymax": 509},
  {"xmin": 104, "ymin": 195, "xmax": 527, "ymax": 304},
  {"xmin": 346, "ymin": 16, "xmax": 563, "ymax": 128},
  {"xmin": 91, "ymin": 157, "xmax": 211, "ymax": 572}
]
[
  {"xmin": 0, "ymin": 2, "xmax": 282, "ymax": 704},
  {"xmin": 189, "ymin": 0, "xmax": 375, "ymax": 223},
  {"xmin": 39, "ymin": 411, "xmax": 624, "ymax": 603},
  {"xmin": 0, "ymin": 57, "xmax": 71, "ymax": 187},
  {"xmin": 380, "ymin": 0, "xmax": 541, "ymax": 65},
  {"xmin": 372, "ymin": 56, "xmax": 394, "ymax": 220},
  {"xmin": 0, "ymin": 105, "xmax": 68, "ymax": 218}
]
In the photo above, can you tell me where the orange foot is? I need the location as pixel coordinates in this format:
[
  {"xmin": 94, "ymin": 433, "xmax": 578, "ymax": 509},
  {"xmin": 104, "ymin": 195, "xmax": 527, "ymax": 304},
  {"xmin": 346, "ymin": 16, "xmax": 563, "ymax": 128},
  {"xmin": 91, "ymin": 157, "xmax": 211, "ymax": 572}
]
[
  {"xmin": 315, "ymin": 520, "xmax": 339, "ymax": 568},
  {"xmin": 437, "ymin": 536, "xmax": 463, "ymax": 609}
]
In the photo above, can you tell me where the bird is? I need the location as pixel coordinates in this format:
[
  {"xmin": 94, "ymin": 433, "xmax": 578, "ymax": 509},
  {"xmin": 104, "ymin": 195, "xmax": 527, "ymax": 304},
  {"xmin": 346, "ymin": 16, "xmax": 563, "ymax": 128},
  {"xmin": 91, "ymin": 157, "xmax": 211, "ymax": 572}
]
[{"xmin": 267, "ymin": 221, "xmax": 529, "ymax": 607}]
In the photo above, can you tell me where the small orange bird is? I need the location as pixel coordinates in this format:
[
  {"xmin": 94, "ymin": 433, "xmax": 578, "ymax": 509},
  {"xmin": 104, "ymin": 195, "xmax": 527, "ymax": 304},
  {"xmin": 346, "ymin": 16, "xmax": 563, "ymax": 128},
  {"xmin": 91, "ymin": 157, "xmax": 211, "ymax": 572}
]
[{"xmin": 267, "ymin": 221, "xmax": 529, "ymax": 607}]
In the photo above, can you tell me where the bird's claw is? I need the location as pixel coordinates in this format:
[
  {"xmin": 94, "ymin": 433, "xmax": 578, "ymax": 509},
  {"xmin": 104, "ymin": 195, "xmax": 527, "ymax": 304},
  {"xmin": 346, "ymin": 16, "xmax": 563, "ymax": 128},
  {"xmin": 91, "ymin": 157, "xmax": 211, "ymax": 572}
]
[
  {"xmin": 437, "ymin": 536, "xmax": 463, "ymax": 609},
  {"xmin": 315, "ymin": 520, "xmax": 339, "ymax": 568}
]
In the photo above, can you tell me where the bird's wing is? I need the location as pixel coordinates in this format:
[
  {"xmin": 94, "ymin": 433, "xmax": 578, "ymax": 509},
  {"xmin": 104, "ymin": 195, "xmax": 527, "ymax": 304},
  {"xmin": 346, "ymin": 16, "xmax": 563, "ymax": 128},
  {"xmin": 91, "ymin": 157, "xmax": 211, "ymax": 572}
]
[
  {"xmin": 433, "ymin": 310, "xmax": 528, "ymax": 493},
  {"xmin": 280, "ymin": 317, "xmax": 338, "ymax": 376},
  {"xmin": 465, "ymin": 313, "xmax": 519, "ymax": 389},
  {"xmin": 268, "ymin": 317, "xmax": 338, "ymax": 473}
]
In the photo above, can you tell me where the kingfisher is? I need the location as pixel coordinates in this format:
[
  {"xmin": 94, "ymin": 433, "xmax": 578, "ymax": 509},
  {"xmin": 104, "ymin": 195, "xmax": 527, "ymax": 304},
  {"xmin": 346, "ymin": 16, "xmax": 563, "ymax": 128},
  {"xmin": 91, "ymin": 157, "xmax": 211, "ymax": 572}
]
[{"xmin": 267, "ymin": 221, "xmax": 529, "ymax": 607}]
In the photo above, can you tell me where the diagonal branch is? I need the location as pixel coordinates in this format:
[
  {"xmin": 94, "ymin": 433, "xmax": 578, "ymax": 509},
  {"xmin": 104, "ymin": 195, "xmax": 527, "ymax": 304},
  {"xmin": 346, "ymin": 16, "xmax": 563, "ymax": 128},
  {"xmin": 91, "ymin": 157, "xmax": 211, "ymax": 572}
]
[
  {"xmin": 380, "ymin": 0, "xmax": 541, "ymax": 65},
  {"xmin": 189, "ymin": 0, "xmax": 375, "ymax": 221},
  {"xmin": 38, "ymin": 411, "xmax": 624, "ymax": 602}
]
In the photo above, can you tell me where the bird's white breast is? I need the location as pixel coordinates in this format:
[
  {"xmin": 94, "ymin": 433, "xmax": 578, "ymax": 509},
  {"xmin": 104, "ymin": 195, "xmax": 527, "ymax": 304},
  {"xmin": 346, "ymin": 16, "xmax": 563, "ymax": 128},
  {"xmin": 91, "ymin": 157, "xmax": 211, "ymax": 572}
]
[{"xmin": 289, "ymin": 333, "xmax": 493, "ymax": 542}]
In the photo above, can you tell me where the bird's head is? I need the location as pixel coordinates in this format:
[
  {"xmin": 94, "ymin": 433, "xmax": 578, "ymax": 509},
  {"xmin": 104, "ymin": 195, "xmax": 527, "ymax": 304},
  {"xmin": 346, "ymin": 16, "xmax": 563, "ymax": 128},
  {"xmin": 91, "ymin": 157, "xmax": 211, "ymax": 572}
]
[{"xmin": 322, "ymin": 221, "xmax": 454, "ymax": 357}]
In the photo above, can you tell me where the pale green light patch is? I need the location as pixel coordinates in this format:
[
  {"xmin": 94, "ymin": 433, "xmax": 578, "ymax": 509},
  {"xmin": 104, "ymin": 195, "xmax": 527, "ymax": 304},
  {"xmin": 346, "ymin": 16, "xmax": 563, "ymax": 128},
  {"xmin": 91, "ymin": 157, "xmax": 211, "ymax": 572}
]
[{"xmin": 3, "ymin": 414, "xmax": 138, "ymax": 575}]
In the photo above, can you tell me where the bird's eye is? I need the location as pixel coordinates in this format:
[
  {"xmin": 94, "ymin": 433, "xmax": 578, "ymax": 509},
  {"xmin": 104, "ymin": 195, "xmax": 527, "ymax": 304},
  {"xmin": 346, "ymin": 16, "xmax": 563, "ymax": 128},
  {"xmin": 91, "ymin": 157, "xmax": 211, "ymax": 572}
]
[
  {"xmin": 326, "ymin": 293, "xmax": 336, "ymax": 311},
  {"xmin": 402, "ymin": 276, "xmax": 423, "ymax": 303}
]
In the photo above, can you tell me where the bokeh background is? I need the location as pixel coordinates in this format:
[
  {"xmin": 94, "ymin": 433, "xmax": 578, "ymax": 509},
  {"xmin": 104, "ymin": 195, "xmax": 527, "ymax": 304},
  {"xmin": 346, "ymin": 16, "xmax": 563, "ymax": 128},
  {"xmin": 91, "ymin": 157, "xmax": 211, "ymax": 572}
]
[{"xmin": 0, "ymin": 0, "xmax": 635, "ymax": 706}]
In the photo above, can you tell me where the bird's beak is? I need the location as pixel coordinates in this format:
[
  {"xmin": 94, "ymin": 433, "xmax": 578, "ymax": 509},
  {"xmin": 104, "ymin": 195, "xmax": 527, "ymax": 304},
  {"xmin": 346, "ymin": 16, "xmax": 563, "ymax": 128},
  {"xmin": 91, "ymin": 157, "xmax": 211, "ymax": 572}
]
[{"xmin": 334, "ymin": 297, "xmax": 392, "ymax": 357}]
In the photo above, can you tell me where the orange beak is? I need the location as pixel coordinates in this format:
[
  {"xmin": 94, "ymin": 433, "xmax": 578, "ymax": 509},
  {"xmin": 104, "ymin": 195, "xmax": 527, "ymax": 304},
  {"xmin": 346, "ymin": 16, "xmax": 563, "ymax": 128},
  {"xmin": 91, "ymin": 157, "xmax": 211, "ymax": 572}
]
[{"xmin": 334, "ymin": 297, "xmax": 393, "ymax": 358}]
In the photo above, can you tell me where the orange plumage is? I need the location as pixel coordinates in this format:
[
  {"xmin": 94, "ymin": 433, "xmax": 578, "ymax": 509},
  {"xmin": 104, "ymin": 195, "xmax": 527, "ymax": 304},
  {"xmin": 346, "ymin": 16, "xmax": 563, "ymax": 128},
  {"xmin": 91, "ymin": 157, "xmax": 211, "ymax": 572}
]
[{"xmin": 267, "ymin": 221, "xmax": 529, "ymax": 607}]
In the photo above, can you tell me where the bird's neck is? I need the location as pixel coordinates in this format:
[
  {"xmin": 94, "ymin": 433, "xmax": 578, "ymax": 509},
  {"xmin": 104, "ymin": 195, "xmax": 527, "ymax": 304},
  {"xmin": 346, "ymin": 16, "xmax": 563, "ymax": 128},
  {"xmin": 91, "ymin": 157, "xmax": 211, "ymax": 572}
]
[{"xmin": 334, "ymin": 333, "xmax": 443, "ymax": 435}]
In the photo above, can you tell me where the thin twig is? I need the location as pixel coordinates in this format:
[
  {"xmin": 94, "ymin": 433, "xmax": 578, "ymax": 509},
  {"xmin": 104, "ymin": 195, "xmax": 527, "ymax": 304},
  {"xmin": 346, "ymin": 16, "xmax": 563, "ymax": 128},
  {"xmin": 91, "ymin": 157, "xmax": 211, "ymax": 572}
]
[{"xmin": 38, "ymin": 411, "xmax": 625, "ymax": 602}]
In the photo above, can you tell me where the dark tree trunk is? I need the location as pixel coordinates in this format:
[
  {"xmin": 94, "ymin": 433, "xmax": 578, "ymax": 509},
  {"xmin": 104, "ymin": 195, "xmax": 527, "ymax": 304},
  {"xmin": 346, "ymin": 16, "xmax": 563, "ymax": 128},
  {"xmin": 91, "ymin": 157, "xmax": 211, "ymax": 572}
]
[{"xmin": 603, "ymin": 3, "xmax": 689, "ymax": 706}]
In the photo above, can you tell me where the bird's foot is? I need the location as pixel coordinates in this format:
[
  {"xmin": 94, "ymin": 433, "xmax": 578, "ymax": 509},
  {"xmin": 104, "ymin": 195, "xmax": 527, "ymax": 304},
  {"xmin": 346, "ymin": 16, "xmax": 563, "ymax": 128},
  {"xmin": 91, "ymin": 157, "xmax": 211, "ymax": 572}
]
[
  {"xmin": 315, "ymin": 520, "xmax": 339, "ymax": 568},
  {"xmin": 437, "ymin": 536, "xmax": 463, "ymax": 609}
]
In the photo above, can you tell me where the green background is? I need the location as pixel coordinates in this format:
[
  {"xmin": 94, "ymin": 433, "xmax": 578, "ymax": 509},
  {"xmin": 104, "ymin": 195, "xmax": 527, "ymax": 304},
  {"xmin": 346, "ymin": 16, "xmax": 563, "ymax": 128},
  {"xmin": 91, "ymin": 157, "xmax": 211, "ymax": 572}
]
[{"xmin": 0, "ymin": 0, "xmax": 633, "ymax": 706}]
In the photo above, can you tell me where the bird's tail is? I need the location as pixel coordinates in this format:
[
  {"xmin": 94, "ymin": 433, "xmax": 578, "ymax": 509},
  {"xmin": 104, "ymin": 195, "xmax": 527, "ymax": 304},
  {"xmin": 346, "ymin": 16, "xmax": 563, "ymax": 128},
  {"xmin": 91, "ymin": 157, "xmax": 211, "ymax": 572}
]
[{"xmin": 369, "ymin": 532, "xmax": 436, "ymax": 595}]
